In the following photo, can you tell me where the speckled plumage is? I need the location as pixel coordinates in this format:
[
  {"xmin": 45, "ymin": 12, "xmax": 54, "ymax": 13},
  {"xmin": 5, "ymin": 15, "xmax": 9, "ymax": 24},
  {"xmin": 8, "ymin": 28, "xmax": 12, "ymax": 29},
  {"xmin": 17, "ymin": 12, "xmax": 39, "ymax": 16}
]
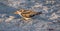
[{"xmin": 14, "ymin": 9, "xmax": 42, "ymax": 20}]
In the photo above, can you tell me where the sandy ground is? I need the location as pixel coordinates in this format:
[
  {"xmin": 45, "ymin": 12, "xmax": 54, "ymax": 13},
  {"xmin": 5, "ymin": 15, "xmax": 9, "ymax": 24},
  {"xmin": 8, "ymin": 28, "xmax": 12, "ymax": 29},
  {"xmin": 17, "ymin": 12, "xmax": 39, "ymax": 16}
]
[{"xmin": 0, "ymin": 0, "xmax": 60, "ymax": 31}]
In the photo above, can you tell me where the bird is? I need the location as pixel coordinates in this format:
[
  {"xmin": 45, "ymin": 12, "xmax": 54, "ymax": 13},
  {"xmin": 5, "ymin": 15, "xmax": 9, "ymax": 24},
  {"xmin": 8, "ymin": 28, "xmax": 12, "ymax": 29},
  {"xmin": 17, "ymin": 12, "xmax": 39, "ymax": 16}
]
[{"xmin": 14, "ymin": 9, "xmax": 42, "ymax": 21}]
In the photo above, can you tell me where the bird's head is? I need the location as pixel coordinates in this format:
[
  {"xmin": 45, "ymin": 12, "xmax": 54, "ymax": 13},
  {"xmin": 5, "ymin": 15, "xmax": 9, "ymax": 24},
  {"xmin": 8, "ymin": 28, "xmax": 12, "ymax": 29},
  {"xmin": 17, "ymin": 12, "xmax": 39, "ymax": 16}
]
[{"xmin": 14, "ymin": 9, "xmax": 24, "ymax": 14}]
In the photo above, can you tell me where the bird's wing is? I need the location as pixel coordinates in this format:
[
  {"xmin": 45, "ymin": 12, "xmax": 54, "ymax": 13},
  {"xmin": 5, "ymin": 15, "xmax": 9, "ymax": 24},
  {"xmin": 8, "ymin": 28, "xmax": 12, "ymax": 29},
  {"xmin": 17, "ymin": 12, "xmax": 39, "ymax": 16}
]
[{"xmin": 21, "ymin": 11, "xmax": 37, "ymax": 18}]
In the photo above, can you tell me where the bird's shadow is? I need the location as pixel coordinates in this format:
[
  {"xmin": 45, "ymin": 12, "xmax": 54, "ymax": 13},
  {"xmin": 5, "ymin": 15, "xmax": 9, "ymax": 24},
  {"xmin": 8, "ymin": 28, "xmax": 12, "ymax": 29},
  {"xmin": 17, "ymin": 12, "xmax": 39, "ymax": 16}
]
[{"xmin": 32, "ymin": 15, "xmax": 42, "ymax": 20}]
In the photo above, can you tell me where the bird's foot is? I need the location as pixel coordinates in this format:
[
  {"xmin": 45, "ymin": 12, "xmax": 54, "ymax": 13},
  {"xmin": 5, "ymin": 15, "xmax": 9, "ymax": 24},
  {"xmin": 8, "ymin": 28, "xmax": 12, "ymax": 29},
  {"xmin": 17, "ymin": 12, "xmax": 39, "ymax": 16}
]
[{"xmin": 21, "ymin": 18, "xmax": 32, "ymax": 23}]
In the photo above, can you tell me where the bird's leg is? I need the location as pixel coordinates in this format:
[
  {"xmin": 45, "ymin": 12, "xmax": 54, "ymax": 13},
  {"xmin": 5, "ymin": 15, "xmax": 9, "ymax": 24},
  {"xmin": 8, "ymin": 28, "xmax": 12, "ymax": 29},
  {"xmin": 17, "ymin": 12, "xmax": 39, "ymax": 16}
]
[
  {"xmin": 20, "ymin": 17, "xmax": 33, "ymax": 22},
  {"xmin": 23, "ymin": 17, "xmax": 32, "ymax": 22},
  {"xmin": 20, "ymin": 18, "xmax": 25, "ymax": 20}
]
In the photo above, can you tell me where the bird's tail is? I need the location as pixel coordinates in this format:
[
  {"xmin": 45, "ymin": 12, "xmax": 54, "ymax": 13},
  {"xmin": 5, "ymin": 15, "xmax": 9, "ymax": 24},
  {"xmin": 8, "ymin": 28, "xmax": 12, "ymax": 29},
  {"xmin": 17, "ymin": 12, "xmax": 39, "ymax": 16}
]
[
  {"xmin": 35, "ymin": 12, "xmax": 42, "ymax": 15},
  {"xmin": 29, "ymin": 12, "xmax": 42, "ymax": 17}
]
